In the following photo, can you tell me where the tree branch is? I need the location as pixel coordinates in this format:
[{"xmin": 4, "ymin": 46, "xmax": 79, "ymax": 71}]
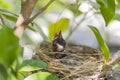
[
  {"xmin": 14, "ymin": 0, "xmax": 55, "ymax": 39},
  {"xmin": 14, "ymin": 0, "xmax": 38, "ymax": 38},
  {"xmin": 66, "ymin": 8, "xmax": 95, "ymax": 41},
  {"xmin": 24, "ymin": 0, "xmax": 55, "ymax": 25},
  {"xmin": 65, "ymin": 11, "xmax": 89, "ymax": 41}
]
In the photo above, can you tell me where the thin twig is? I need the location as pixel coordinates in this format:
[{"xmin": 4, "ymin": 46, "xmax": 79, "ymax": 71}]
[
  {"xmin": 66, "ymin": 13, "xmax": 88, "ymax": 41},
  {"xmin": 0, "ymin": 14, "xmax": 4, "ymax": 24},
  {"xmin": 66, "ymin": 8, "xmax": 93, "ymax": 41},
  {"xmin": 25, "ymin": 0, "xmax": 55, "ymax": 25}
]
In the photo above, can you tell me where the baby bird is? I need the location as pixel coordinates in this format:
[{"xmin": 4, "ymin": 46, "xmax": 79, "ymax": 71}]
[{"xmin": 52, "ymin": 31, "xmax": 66, "ymax": 52}]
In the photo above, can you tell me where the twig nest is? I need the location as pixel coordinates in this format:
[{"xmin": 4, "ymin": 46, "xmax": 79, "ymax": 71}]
[{"xmin": 33, "ymin": 42, "xmax": 104, "ymax": 80}]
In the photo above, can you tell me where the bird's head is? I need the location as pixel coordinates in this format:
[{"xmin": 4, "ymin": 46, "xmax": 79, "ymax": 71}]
[{"xmin": 52, "ymin": 31, "xmax": 66, "ymax": 52}]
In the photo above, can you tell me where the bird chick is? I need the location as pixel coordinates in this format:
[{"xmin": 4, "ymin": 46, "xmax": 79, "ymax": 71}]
[{"xmin": 52, "ymin": 31, "xmax": 66, "ymax": 52}]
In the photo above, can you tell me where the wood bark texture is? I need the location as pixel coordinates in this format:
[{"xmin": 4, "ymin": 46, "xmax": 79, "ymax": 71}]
[{"xmin": 14, "ymin": 0, "xmax": 38, "ymax": 38}]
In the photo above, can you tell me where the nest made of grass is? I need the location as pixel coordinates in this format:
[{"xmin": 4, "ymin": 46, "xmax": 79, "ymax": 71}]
[{"xmin": 33, "ymin": 42, "xmax": 104, "ymax": 80}]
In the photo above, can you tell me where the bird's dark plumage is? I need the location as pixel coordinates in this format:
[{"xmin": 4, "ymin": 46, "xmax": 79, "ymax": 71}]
[{"xmin": 52, "ymin": 31, "xmax": 66, "ymax": 52}]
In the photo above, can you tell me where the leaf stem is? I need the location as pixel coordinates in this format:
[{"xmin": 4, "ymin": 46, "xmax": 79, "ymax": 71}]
[{"xmin": 0, "ymin": 14, "xmax": 5, "ymax": 24}]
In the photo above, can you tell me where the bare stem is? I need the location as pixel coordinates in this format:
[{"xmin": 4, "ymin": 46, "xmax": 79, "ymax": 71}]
[
  {"xmin": 66, "ymin": 8, "xmax": 94, "ymax": 41},
  {"xmin": 66, "ymin": 12, "xmax": 88, "ymax": 41},
  {"xmin": 0, "ymin": 14, "xmax": 4, "ymax": 24},
  {"xmin": 14, "ymin": 0, "xmax": 38, "ymax": 38},
  {"xmin": 14, "ymin": 0, "xmax": 54, "ymax": 38},
  {"xmin": 25, "ymin": 0, "xmax": 55, "ymax": 25}
]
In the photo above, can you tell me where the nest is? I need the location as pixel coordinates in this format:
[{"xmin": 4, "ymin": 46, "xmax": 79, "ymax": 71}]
[{"xmin": 33, "ymin": 42, "xmax": 104, "ymax": 80}]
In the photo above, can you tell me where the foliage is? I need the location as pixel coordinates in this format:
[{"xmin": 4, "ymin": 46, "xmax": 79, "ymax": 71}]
[
  {"xmin": 0, "ymin": 26, "xmax": 21, "ymax": 66},
  {"xmin": 2, "ymin": 13, "xmax": 17, "ymax": 22},
  {"xmin": 49, "ymin": 18, "xmax": 69, "ymax": 41},
  {"xmin": 0, "ymin": 26, "xmax": 22, "ymax": 80},
  {"xmin": 18, "ymin": 59, "xmax": 51, "ymax": 80},
  {"xmin": 24, "ymin": 72, "xmax": 59, "ymax": 80},
  {"xmin": 0, "ymin": 26, "xmax": 57, "ymax": 80},
  {"xmin": 19, "ymin": 59, "xmax": 48, "ymax": 72},
  {"xmin": 0, "ymin": 64, "xmax": 8, "ymax": 80},
  {"xmin": 96, "ymin": 0, "xmax": 115, "ymax": 26},
  {"xmin": 89, "ymin": 26, "xmax": 110, "ymax": 63}
]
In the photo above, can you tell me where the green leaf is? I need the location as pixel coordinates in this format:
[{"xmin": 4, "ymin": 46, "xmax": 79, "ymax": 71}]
[
  {"xmin": 97, "ymin": 0, "xmax": 115, "ymax": 26},
  {"xmin": 114, "ymin": 13, "xmax": 120, "ymax": 21},
  {"xmin": 17, "ymin": 71, "xmax": 28, "ymax": 80},
  {"xmin": 0, "ymin": 9, "xmax": 18, "ymax": 23},
  {"xmin": 49, "ymin": 18, "xmax": 69, "ymax": 41},
  {"xmin": 19, "ymin": 59, "xmax": 48, "ymax": 72},
  {"xmin": 7, "ymin": 74, "xmax": 17, "ymax": 80},
  {"xmin": 0, "ymin": 64, "xmax": 8, "ymax": 80},
  {"xmin": 0, "ymin": 26, "xmax": 21, "ymax": 66},
  {"xmin": 89, "ymin": 26, "xmax": 110, "ymax": 63},
  {"xmin": 24, "ymin": 72, "xmax": 59, "ymax": 80},
  {"xmin": 2, "ymin": 13, "xmax": 17, "ymax": 22}
]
